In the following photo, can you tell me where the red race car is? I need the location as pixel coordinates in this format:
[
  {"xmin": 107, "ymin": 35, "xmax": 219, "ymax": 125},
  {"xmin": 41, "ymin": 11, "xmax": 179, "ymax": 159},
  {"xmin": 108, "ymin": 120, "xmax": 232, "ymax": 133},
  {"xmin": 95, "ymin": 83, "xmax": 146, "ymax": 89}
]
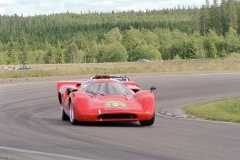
[{"xmin": 57, "ymin": 78, "xmax": 156, "ymax": 126}]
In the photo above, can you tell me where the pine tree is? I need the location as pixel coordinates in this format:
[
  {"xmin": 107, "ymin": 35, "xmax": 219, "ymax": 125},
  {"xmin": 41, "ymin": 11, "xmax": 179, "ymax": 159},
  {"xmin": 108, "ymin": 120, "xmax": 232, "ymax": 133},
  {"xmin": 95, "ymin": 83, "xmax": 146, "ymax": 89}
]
[
  {"xmin": 55, "ymin": 40, "xmax": 64, "ymax": 63},
  {"xmin": 227, "ymin": 0, "xmax": 238, "ymax": 30},
  {"xmin": 238, "ymin": 2, "xmax": 240, "ymax": 35},
  {"xmin": 204, "ymin": 39, "xmax": 217, "ymax": 58},
  {"xmin": 210, "ymin": 0, "xmax": 222, "ymax": 35},
  {"xmin": 192, "ymin": 6, "xmax": 200, "ymax": 32},
  {"xmin": 179, "ymin": 41, "xmax": 187, "ymax": 59},
  {"xmin": 44, "ymin": 45, "xmax": 55, "ymax": 64},
  {"xmin": 67, "ymin": 42, "xmax": 78, "ymax": 63},
  {"xmin": 209, "ymin": 42, "xmax": 217, "ymax": 58},
  {"xmin": 220, "ymin": 0, "xmax": 229, "ymax": 36},
  {"xmin": 225, "ymin": 27, "xmax": 240, "ymax": 53},
  {"xmin": 199, "ymin": 0, "xmax": 211, "ymax": 36},
  {"xmin": 187, "ymin": 40, "xmax": 197, "ymax": 59},
  {"xmin": 0, "ymin": 41, "xmax": 3, "ymax": 52},
  {"xmin": 18, "ymin": 30, "xmax": 28, "ymax": 65},
  {"xmin": 6, "ymin": 37, "xmax": 17, "ymax": 64},
  {"xmin": 88, "ymin": 40, "xmax": 99, "ymax": 63}
]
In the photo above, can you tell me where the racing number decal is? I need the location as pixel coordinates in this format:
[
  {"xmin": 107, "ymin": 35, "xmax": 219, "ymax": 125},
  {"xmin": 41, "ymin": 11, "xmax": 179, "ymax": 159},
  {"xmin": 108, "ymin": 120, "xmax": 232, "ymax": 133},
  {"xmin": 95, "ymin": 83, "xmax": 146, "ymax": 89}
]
[
  {"xmin": 105, "ymin": 101, "xmax": 126, "ymax": 107},
  {"xmin": 104, "ymin": 101, "xmax": 129, "ymax": 110}
]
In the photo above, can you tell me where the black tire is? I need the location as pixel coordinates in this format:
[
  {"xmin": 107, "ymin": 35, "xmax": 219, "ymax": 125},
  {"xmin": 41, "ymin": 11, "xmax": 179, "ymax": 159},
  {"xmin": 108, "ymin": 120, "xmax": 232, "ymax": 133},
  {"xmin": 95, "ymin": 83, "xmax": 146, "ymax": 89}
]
[
  {"xmin": 69, "ymin": 102, "xmax": 77, "ymax": 125},
  {"xmin": 139, "ymin": 113, "xmax": 155, "ymax": 126},
  {"xmin": 61, "ymin": 107, "xmax": 69, "ymax": 121}
]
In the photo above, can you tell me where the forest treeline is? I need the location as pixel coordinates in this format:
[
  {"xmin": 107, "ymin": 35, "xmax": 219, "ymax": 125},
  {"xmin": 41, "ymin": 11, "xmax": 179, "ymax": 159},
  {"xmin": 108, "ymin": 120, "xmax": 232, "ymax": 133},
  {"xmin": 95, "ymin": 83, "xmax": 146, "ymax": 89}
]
[{"xmin": 0, "ymin": 0, "xmax": 240, "ymax": 65}]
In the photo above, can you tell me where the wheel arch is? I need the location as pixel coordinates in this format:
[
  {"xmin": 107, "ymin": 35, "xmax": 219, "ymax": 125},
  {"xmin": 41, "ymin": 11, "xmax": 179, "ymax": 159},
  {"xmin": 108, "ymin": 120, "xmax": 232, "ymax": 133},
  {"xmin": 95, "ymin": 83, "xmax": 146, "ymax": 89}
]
[{"xmin": 58, "ymin": 92, "xmax": 62, "ymax": 105}]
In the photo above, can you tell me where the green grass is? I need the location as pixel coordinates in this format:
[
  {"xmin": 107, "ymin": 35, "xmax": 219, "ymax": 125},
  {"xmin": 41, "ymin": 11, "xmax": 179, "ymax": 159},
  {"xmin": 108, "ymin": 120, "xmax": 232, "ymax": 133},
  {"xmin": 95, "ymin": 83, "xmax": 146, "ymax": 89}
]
[
  {"xmin": 183, "ymin": 97, "xmax": 240, "ymax": 123},
  {"xmin": 1, "ymin": 59, "xmax": 240, "ymax": 78}
]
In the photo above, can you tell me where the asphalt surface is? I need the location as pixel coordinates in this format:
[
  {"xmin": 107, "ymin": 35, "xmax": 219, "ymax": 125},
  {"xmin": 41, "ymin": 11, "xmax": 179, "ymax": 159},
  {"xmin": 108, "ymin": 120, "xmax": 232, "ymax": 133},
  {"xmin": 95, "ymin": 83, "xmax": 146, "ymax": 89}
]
[{"xmin": 0, "ymin": 73, "xmax": 240, "ymax": 160}]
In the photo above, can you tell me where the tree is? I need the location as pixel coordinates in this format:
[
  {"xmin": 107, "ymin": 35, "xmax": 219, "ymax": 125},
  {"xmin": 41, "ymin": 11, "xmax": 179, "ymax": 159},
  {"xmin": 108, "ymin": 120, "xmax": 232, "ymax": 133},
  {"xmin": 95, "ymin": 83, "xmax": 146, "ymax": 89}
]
[
  {"xmin": 227, "ymin": 0, "xmax": 238, "ymax": 30},
  {"xmin": 100, "ymin": 42, "xmax": 128, "ymax": 62},
  {"xmin": 219, "ymin": 49, "xmax": 227, "ymax": 58},
  {"xmin": 0, "ymin": 53, "xmax": 4, "ymax": 64},
  {"xmin": 66, "ymin": 42, "xmax": 78, "ymax": 63},
  {"xmin": 192, "ymin": 6, "xmax": 200, "ymax": 32},
  {"xmin": 220, "ymin": 0, "xmax": 229, "ymax": 36},
  {"xmin": 210, "ymin": 0, "xmax": 222, "ymax": 35},
  {"xmin": 187, "ymin": 40, "xmax": 197, "ymax": 59},
  {"xmin": 0, "ymin": 41, "xmax": 3, "ymax": 52},
  {"xmin": 179, "ymin": 40, "xmax": 197, "ymax": 59},
  {"xmin": 35, "ymin": 51, "xmax": 44, "ymax": 64},
  {"xmin": 141, "ymin": 29, "xmax": 160, "ymax": 48},
  {"xmin": 6, "ymin": 37, "xmax": 17, "ymax": 64},
  {"xmin": 55, "ymin": 40, "xmax": 64, "ymax": 63},
  {"xmin": 18, "ymin": 30, "xmax": 29, "ymax": 65},
  {"xmin": 169, "ymin": 29, "xmax": 190, "ymax": 60},
  {"xmin": 179, "ymin": 41, "xmax": 188, "ymax": 59},
  {"xmin": 72, "ymin": 32, "xmax": 85, "ymax": 50},
  {"xmin": 207, "ymin": 29, "xmax": 226, "ymax": 57},
  {"xmin": 204, "ymin": 38, "xmax": 217, "ymax": 58},
  {"xmin": 88, "ymin": 40, "xmax": 99, "ymax": 63},
  {"xmin": 102, "ymin": 27, "xmax": 122, "ymax": 44},
  {"xmin": 199, "ymin": 0, "xmax": 211, "ymax": 36},
  {"xmin": 76, "ymin": 50, "xmax": 85, "ymax": 63},
  {"xmin": 209, "ymin": 41, "xmax": 217, "ymax": 58},
  {"xmin": 153, "ymin": 28, "xmax": 172, "ymax": 59},
  {"xmin": 189, "ymin": 31, "xmax": 206, "ymax": 58},
  {"xmin": 122, "ymin": 26, "xmax": 146, "ymax": 57},
  {"xmin": 129, "ymin": 45, "xmax": 161, "ymax": 61},
  {"xmin": 44, "ymin": 45, "xmax": 55, "ymax": 64},
  {"xmin": 225, "ymin": 27, "xmax": 240, "ymax": 53},
  {"xmin": 238, "ymin": 3, "xmax": 240, "ymax": 35}
]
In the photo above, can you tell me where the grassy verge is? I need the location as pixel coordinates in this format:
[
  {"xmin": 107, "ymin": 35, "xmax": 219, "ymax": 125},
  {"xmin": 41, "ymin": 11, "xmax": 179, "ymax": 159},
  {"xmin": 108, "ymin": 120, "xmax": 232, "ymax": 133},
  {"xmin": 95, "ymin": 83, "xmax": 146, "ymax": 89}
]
[
  {"xmin": 1, "ymin": 59, "xmax": 240, "ymax": 78},
  {"xmin": 183, "ymin": 96, "xmax": 240, "ymax": 123}
]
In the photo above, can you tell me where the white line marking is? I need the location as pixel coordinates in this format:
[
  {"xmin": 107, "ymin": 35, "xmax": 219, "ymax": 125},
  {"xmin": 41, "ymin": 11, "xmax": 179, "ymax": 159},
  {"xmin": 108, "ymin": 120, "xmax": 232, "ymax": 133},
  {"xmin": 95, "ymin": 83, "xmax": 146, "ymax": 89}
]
[{"xmin": 0, "ymin": 146, "xmax": 90, "ymax": 160}]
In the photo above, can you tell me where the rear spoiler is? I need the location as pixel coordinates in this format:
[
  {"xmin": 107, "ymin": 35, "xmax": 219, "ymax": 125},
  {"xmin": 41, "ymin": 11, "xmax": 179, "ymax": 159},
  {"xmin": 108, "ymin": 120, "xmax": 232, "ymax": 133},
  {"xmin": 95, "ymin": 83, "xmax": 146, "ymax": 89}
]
[
  {"xmin": 91, "ymin": 75, "xmax": 130, "ymax": 81},
  {"xmin": 57, "ymin": 81, "xmax": 82, "ymax": 92}
]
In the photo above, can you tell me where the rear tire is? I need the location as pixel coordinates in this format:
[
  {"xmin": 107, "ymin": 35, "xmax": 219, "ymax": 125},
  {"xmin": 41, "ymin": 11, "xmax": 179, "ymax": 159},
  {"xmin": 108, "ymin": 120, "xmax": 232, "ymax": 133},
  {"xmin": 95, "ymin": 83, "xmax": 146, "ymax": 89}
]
[
  {"xmin": 69, "ymin": 102, "xmax": 77, "ymax": 125},
  {"xmin": 139, "ymin": 113, "xmax": 155, "ymax": 126},
  {"xmin": 61, "ymin": 107, "xmax": 69, "ymax": 121}
]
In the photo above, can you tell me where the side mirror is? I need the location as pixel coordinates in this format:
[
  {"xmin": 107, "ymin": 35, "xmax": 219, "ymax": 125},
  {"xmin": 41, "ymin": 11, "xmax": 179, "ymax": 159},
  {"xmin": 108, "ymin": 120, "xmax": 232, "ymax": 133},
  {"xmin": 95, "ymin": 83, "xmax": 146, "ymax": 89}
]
[
  {"xmin": 150, "ymin": 86, "xmax": 156, "ymax": 91},
  {"xmin": 66, "ymin": 88, "xmax": 73, "ymax": 95}
]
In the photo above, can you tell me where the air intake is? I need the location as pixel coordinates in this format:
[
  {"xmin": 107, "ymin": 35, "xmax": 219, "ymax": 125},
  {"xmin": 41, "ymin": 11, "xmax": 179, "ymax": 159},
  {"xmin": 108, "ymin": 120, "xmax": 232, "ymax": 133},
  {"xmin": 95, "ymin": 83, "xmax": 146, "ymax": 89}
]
[{"xmin": 98, "ymin": 114, "xmax": 137, "ymax": 119}]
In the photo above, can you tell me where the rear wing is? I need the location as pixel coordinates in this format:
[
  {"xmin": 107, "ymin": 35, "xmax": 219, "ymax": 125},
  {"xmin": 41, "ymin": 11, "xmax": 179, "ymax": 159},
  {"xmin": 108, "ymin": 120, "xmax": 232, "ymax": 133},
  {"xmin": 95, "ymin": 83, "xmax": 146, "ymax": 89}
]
[
  {"xmin": 91, "ymin": 75, "xmax": 130, "ymax": 81},
  {"xmin": 57, "ymin": 81, "xmax": 82, "ymax": 92}
]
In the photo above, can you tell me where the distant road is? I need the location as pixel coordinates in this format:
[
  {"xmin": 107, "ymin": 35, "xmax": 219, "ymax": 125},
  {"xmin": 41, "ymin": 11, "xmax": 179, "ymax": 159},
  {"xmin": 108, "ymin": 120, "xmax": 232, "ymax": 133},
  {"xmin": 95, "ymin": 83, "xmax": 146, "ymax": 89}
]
[{"xmin": 0, "ymin": 73, "xmax": 240, "ymax": 160}]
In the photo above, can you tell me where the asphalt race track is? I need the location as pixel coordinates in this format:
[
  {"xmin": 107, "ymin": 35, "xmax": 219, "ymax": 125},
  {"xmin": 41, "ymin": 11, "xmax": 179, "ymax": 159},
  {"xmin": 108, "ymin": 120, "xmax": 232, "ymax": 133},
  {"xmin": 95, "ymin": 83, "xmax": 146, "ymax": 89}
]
[{"xmin": 0, "ymin": 73, "xmax": 240, "ymax": 160}]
